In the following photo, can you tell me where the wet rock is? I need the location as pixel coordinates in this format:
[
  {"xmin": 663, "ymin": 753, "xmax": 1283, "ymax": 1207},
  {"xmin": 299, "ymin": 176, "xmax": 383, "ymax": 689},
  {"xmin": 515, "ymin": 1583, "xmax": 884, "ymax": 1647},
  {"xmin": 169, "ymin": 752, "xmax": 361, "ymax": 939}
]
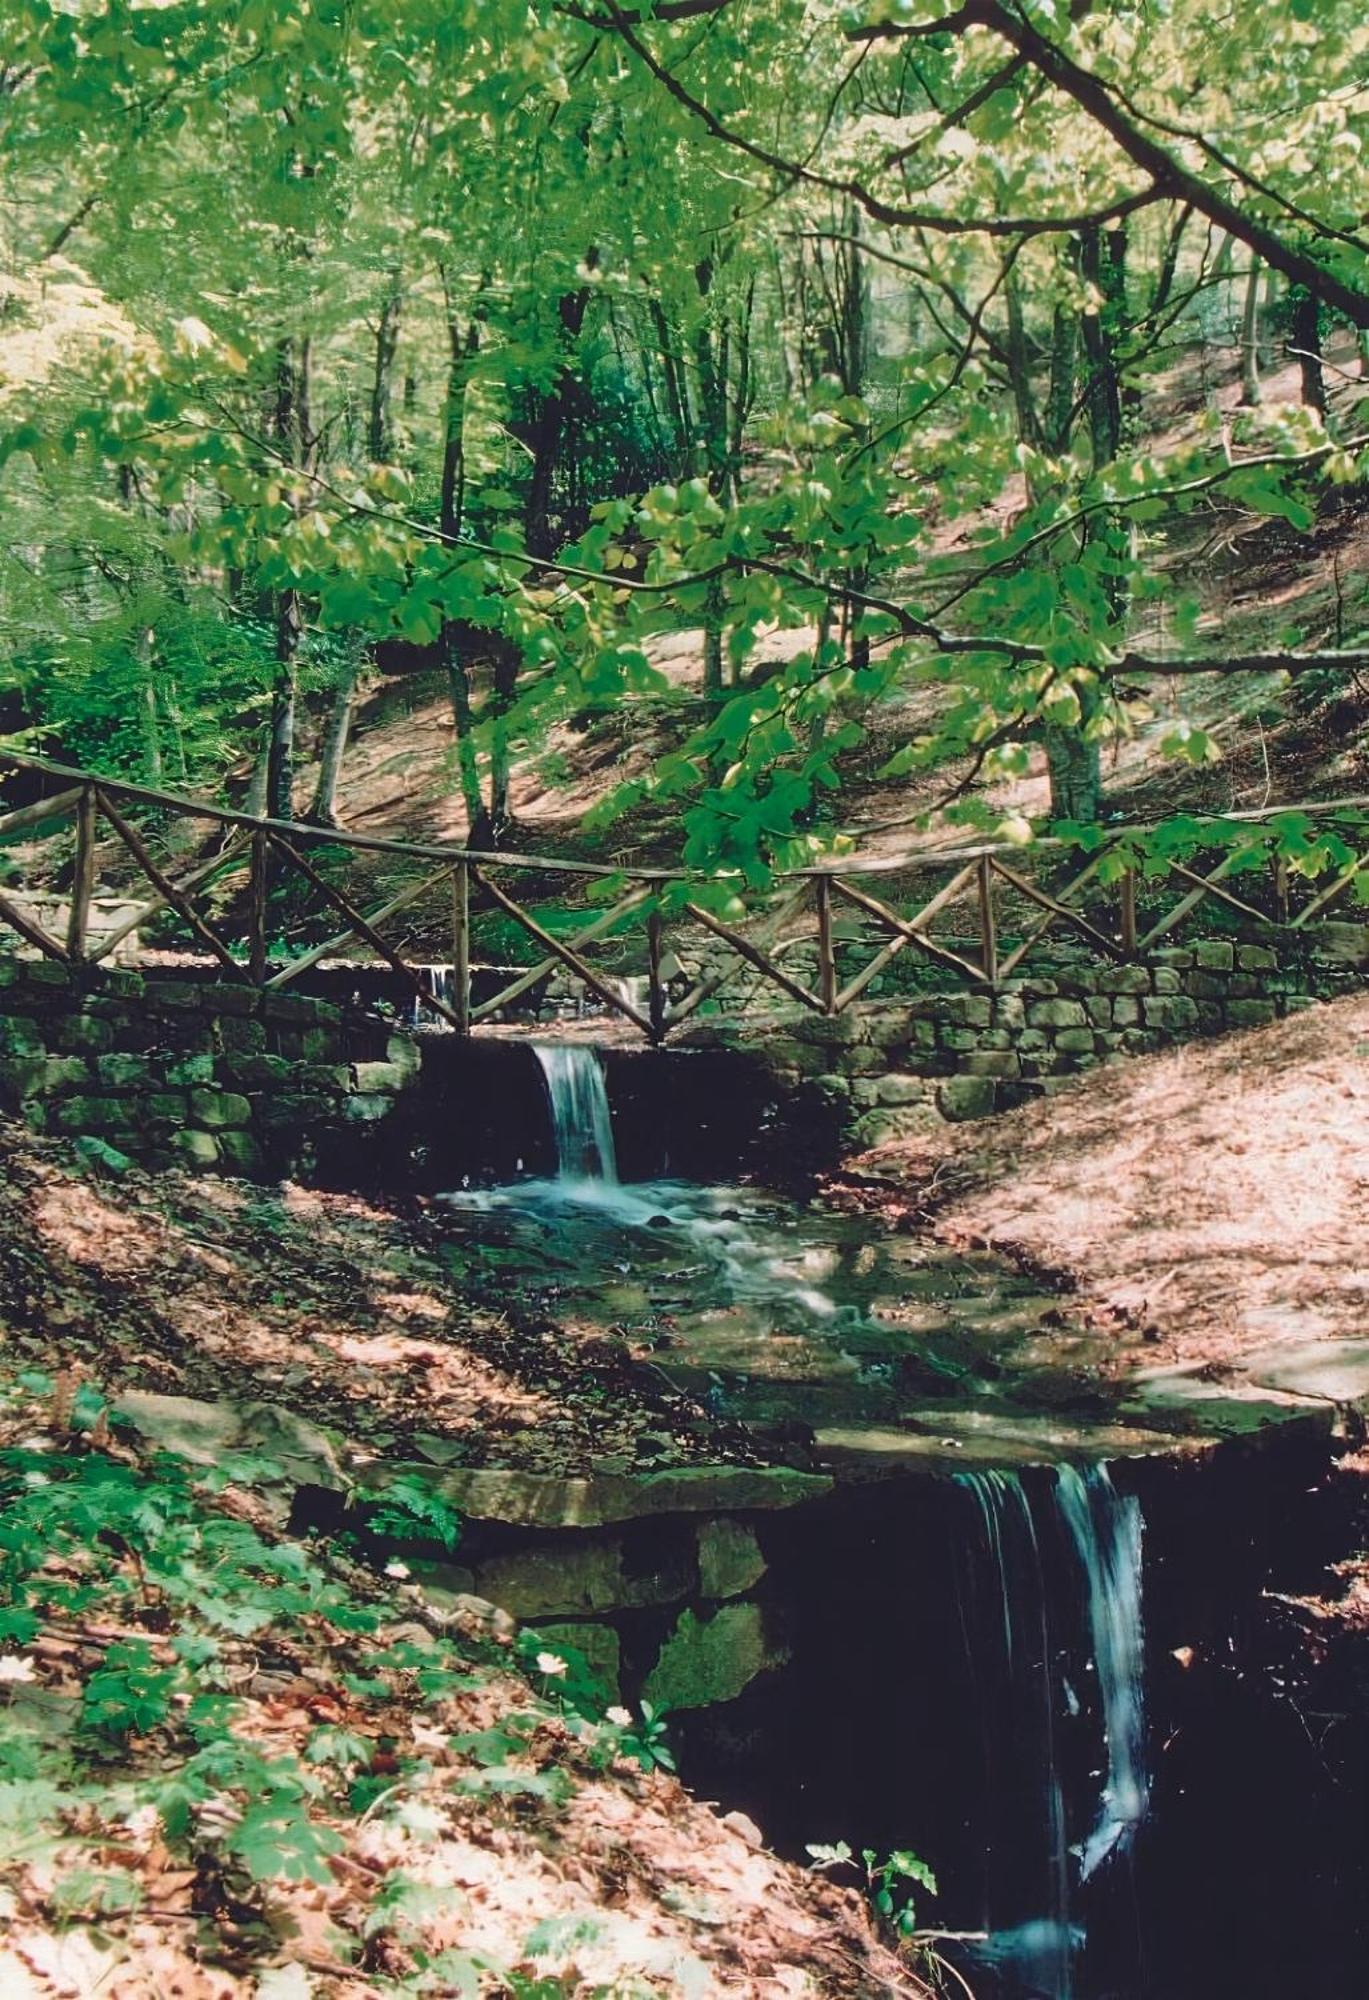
[
  {"xmin": 188, "ymin": 1087, "xmax": 252, "ymax": 1130},
  {"xmin": 936, "ymin": 1076, "xmax": 997, "ymax": 1122},
  {"xmin": 642, "ymin": 1601, "xmax": 789, "ymax": 1711},
  {"xmin": 174, "ymin": 1129, "xmax": 221, "ymax": 1167},
  {"xmin": 697, "ymin": 1518, "xmax": 767, "ymax": 1601},
  {"xmin": 445, "ymin": 1592, "xmax": 518, "ymax": 1644},
  {"xmin": 72, "ymin": 1135, "xmax": 134, "ymax": 1178},
  {"xmin": 373, "ymin": 1463, "xmax": 833, "ymax": 1530}
]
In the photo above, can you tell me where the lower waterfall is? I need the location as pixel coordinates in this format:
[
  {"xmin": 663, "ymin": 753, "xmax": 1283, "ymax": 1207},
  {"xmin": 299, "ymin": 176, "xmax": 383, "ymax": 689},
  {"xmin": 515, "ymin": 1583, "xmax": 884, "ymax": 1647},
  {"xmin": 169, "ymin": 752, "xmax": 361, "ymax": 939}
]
[{"xmin": 954, "ymin": 1463, "xmax": 1147, "ymax": 1999}]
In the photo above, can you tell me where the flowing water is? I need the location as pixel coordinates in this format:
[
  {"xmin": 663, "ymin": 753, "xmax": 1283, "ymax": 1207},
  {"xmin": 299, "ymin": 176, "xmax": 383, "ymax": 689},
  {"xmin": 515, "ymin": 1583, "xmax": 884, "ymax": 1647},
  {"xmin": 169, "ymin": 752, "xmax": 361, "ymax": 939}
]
[
  {"xmin": 952, "ymin": 1466, "xmax": 1147, "ymax": 1998},
  {"xmin": 438, "ymin": 1046, "xmax": 1149, "ymax": 1462},
  {"xmin": 535, "ymin": 1043, "xmax": 620, "ymax": 1183},
  {"xmin": 436, "ymin": 1043, "xmax": 1368, "ymax": 1999}
]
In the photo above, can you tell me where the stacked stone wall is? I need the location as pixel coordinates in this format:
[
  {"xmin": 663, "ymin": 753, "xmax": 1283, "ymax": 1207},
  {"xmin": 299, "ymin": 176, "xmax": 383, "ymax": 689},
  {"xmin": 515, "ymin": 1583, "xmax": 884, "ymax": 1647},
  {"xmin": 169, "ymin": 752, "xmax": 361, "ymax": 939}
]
[
  {"xmin": 680, "ymin": 920, "xmax": 1369, "ymax": 1149},
  {"xmin": 0, "ymin": 959, "xmax": 421, "ymax": 1179}
]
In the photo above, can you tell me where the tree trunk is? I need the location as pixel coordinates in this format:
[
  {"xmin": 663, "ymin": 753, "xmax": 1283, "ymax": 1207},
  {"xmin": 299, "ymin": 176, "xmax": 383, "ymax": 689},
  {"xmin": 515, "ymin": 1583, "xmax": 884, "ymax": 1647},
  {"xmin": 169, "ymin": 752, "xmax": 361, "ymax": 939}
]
[
  {"xmin": 245, "ymin": 731, "xmax": 271, "ymax": 818},
  {"xmin": 702, "ymin": 587, "xmax": 724, "ymax": 698},
  {"xmin": 1292, "ymin": 289, "xmax": 1325, "ymax": 412},
  {"xmin": 141, "ymin": 677, "xmax": 163, "ymax": 784},
  {"xmin": 368, "ymin": 273, "xmax": 402, "ymax": 461},
  {"xmin": 267, "ymin": 332, "xmax": 312, "ymax": 823},
  {"xmin": 445, "ymin": 638, "xmax": 486, "ymax": 837},
  {"xmin": 1044, "ymin": 300, "xmax": 1079, "ymax": 455},
  {"xmin": 309, "ymin": 660, "xmax": 359, "ymax": 826},
  {"xmin": 1079, "ymin": 225, "xmax": 1125, "ymax": 466},
  {"xmin": 1240, "ymin": 259, "xmax": 1263, "ymax": 405},
  {"xmin": 267, "ymin": 603, "xmax": 298, "ymax": 823},
  {"xmin": 437, "ymin": 286, "xmax": 486, "ymax": 835},
  {"xmin": 1004, "ymin": 271, "xmax": 1043, "ymax": 452},
  {"xmin": 484, "ymin": 638, "xmax": 521, "ymax": 836},
  {"xmin": 1043, "ymin": 725, "xmax": 1101, "ymax": 824},
  {"xmin": 159, "ymin": 677, "xmax": 189, "ymax": 783}
]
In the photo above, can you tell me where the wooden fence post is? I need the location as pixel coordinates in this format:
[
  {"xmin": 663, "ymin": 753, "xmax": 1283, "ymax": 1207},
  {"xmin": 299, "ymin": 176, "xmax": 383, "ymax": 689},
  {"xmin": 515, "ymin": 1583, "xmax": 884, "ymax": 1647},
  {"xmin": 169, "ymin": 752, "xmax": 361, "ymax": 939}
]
[
  {"xmin": 67, "ymin": 784, "xmax": 97, "ymax": 963},
  {"xmin": 248, "ymin": 827, "xmax": 269, "ymax": 986},
  {"xmin": 647, "ymin": 903, "xmax": 666, "ymax": 1043},
  {"xmin": 976, "ymin": 854, "xmax": 998, "ymax": 985},
  {"xmin": 816, "ymin": 873, "xmax": 837, "ymax": 1014},
  {"xmin": 452, "ymin": 859, "xmax": 471, "ymax": 1035},
  {"xmin": 1273, "ymin": 853, "xmax": 1290, "ymax": 926}
]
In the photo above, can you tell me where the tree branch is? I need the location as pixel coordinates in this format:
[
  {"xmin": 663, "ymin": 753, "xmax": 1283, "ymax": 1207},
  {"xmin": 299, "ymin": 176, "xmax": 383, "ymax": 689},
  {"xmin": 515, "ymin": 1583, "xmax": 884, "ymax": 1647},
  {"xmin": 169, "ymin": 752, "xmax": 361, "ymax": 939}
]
[
  {"xmin": 945, "ymin": 2, "xmax": 1369, "ymax": 327},
  {"xmin": 584, "ymin": 0, "xmax": 1156, "ymax": 238}
]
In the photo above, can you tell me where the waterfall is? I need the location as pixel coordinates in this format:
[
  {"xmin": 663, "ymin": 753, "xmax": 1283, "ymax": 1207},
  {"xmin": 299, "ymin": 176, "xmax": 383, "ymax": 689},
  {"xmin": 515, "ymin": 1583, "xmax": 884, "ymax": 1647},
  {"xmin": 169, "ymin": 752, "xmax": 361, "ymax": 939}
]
[
  {"xmin": 533, "ymin": 1044, "xmax": 618, "ymax": 1183},
  {"xmin": 1056, "ymin": 1464, "xmax": 1148, "ymax": 1881},
  {"xmin": 954, "ymin": 1462, "xmax": 1147, "ymax": 1999}
]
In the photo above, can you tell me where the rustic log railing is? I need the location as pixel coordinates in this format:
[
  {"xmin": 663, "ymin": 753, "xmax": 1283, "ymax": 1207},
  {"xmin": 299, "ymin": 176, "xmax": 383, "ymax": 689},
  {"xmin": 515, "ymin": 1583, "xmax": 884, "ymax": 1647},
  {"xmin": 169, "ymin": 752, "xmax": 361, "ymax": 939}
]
[{"xmin": 0, "ymin": 749, "xmax": 1366, "ymax": 1045}]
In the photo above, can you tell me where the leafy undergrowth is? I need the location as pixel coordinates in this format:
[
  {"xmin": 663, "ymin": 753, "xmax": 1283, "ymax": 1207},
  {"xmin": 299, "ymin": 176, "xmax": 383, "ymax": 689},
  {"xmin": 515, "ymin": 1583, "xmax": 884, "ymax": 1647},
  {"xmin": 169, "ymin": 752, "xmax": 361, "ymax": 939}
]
[{"xmin": 0, "ymin": 1372, "xmax": 919, "ymax": 2000}]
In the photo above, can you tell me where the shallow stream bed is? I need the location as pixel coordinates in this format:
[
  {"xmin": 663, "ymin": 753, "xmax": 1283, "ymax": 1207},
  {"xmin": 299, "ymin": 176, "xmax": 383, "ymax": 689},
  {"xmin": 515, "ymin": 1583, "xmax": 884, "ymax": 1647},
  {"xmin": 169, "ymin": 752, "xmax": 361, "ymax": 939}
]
[{"xmin": 433, "ymin": 1047, "xmax": 1368, "ymax": 1999}]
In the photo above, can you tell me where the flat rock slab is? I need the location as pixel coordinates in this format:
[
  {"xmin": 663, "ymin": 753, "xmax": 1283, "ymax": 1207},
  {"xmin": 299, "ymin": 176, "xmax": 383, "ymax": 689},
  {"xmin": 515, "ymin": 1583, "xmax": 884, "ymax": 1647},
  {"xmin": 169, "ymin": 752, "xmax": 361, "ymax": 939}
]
[
  {"xmin": 114, "ymin": 1389, "xmax": 353, "ymax": 1487},
  {"xmin": 1120, "ymin": 1366, "xmax": 1336, "ymax": 1440},
  {"xmin": 813, "ymin": 1408, "xmax": 1197, "ymax": 1476},
  {"xmin": 363, "ymin": 1462, "xmax": 833, "ymax": 1528},
  {"xmin": 1234, "ymin": 1338, "xmax": 1369, "ymax": 1407}
]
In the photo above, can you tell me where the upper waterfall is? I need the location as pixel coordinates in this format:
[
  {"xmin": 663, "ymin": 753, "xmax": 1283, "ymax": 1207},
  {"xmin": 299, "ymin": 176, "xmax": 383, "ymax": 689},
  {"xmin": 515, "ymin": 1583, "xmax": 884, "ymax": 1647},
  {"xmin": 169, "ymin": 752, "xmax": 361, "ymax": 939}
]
[{"xmin": 533, "ymin": 1044, "xmax": 618, "ymax": 1183}]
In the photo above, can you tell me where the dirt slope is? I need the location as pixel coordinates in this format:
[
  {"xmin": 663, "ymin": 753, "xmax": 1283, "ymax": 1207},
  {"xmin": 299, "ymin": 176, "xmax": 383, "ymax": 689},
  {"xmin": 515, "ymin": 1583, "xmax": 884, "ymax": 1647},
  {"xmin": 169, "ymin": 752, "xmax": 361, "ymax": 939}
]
[
  {"xmin": 0, "ymin": 1121, "xmax": 767, "ymax": 1477},
  {"xmin": 850, "ymin": 992, "xmax": 1369, "ymax": 1378}
]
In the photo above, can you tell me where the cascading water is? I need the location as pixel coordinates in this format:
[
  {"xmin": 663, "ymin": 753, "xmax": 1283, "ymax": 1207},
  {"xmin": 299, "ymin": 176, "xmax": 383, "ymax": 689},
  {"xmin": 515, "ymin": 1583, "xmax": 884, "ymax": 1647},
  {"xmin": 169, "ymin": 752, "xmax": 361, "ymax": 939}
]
[
  {"xmin": 1057, "ymin": 1464, "xmax": 1148, "ymax": 1881},
  {"xmin": 533, "ymin": 1043, "xmax": 618, "ymax": 1183},
  {"xmin": 446, "ymin": 1044, "xmax": 869, "ymax": 1339},
  {"xmin": 953, "ymin": 1462, "xmax": 1147, "ymax": 1999}
]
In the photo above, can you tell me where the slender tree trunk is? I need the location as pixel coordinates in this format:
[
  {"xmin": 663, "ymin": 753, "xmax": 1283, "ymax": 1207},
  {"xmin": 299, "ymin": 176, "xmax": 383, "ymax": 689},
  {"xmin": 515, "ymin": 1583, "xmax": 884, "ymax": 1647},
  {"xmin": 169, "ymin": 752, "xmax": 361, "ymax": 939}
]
[
  {"xmin": 1292, "ymin": 289, "xmax": 1326, "ymax": 412},
  {"xmin": 267, "ymin": 606, "xmax": 299, "ymax": 823},
  {"xmin": 436, "ymin": 286, "xmax": 487, "ymax": 836},
  {"xmin": 1240, "ymin": 259, "xmax": 1263, "ymax": 405},
  {"xmin": 245, "ymin": 732, "xmax": 271, "ymax": 818},
  {"xmin": 267, "ymin": 333, "xmax": 311, "ymax": 822},
  {"xmin": 650, "ymin": 300, "xmax": 692, "ymax": 455},
  {"xmin": 159, "ymin": 678, "xmax": 188, "ymax": 783},
  {"xmin": 140, "ymin": 662, "xmax": 163, "ymax": 784},
  {"xmin": 446, "ymin": 642, "xmax": 486, "ymax": 837},
  {"xmin": 309, "ymin": 662, "xmax": 359, "ymax": 826},
  {"xmin": 368, "ymin": 272, "xmax": 402, "ymax": 461},
  {"xmin": 1004, "ymin": 271, "xmax": 1042, "ymax": 452},
  {"xmin": 1044, "ymin": 228, "xmax": 1134, "ymax": 823},
  {"xmin": 485, "ymin": 638, "xmax": 520, "ymax": 834},
  {"xmin": 1043, "ymin": 725, "xmax": 1102, "ymax": 824},
  {"xmin": 702, "ymin": 590, "xmax": 724, "ymax": 698},
  {"xmin": 1044, "ymin": 300, "xmax": 1079, "ymax": 455},
  {"xmin": 1079, "ymin": 226, "xmax": 1124, "ymax": 465}
]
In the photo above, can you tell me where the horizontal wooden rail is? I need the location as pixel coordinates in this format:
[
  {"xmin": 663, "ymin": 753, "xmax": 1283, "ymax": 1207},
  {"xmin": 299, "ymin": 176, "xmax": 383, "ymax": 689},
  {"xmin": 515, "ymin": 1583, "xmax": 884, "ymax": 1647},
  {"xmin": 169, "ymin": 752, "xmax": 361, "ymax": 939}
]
[{"xmin": 0, "ymin": 746, "xmax": 1365, "ymax": 1044}]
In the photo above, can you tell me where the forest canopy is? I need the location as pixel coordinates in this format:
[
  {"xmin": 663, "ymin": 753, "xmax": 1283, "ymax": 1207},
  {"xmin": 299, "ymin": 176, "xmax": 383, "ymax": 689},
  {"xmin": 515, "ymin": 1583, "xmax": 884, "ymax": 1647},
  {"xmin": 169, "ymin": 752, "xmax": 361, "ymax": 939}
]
[{"xmin": 2, "ymin": 0, "xmax": 1368, "ymax": 878}]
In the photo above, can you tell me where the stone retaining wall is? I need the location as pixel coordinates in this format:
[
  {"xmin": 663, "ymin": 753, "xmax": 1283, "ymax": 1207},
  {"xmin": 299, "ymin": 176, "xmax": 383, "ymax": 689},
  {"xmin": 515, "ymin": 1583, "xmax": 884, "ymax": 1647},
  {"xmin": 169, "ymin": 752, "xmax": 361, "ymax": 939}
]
[
  {"xmin": 0, "ymin": 958, "xmax": 422, "ymax": 1180},
  {"xmin": 680, "ymin": 920, "xmax": 1369, "ymax": 1151}
]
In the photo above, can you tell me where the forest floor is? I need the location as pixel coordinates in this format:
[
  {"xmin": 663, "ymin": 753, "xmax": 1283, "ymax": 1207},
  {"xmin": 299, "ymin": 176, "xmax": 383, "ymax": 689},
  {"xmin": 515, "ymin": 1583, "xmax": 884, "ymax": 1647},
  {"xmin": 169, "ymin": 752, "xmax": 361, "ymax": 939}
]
[
  {"xmin": 0, "ymin": 1130, "xmax": 925, "ymax": 2000},
  {"xmin": 0, "ymin": 1118, "xmax": 768, "ymax": 1480},
  {"xmin": 0, "ymin": 1363, "xmax": 913, "ymax": 2000},
  {"xmin": 846, "ymin": 990, "xmax": 1369, "ymax": 1382}
]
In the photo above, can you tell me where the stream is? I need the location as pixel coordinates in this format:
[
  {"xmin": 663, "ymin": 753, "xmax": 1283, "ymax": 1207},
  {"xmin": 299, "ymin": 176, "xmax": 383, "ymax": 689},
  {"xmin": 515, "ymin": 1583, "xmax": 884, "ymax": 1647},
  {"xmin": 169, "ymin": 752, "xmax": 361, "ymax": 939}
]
[{"xmin": 439, "ymin": 1045, "xmax": 1369, "ymax": 1999}]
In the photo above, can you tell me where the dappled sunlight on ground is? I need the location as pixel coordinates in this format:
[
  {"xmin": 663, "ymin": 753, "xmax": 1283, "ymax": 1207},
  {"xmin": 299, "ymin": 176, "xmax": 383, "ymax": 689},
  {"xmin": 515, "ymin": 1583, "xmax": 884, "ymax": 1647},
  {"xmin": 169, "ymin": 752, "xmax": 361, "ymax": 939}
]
[
  {"xmin": 0, "ymin": 1120, "xmax": 748, "ymax": 1475},
  {"xmin": 860, "ymin": 992, "xmax": 1369, "ymax": 1376}
]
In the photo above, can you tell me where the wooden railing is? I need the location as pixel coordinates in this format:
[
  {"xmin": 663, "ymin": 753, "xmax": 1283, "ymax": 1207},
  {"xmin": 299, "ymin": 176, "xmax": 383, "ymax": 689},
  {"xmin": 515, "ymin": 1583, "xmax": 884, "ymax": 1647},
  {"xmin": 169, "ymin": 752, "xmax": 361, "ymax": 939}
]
[{"xmin": 0, "ymin": 749, "xmax": 1365, "ymax": 1044}]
